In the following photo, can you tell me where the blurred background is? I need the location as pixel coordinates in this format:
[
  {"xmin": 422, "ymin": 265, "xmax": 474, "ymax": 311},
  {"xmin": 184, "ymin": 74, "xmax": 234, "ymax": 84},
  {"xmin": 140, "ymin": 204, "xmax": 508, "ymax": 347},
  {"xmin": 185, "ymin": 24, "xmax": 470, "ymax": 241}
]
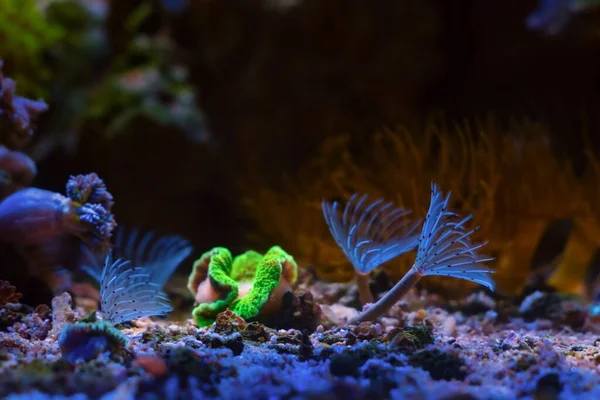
[{"xmin": 2, "ymin": 0, "xmax": 600, "ymax": 299}]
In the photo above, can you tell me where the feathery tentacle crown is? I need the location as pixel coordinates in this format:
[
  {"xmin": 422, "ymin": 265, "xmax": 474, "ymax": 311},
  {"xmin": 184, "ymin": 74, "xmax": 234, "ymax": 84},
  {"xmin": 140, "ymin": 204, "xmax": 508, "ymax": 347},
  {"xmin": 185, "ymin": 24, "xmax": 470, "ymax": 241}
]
[
  {"xmin": 412, "ymin": 182, "xmax": 495, "ymax": 290},
  {"xmin": 99, "ymin": 251, "xmax": 173, "ymax": 324},
  {"xmin": 82, "ymin": 227, "xmax": 192, "ymax": 288},
  {"xmin": 322, "ymin": 193, "xmax": 420, "ymax": 274}
]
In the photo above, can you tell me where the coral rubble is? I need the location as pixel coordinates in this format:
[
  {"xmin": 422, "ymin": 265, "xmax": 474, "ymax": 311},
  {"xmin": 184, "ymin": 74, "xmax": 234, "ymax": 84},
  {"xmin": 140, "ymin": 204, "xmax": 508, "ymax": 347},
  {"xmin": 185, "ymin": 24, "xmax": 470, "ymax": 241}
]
[{"xmin": 2, "ymin": 284, "xmax": 600, "ymax": 399}]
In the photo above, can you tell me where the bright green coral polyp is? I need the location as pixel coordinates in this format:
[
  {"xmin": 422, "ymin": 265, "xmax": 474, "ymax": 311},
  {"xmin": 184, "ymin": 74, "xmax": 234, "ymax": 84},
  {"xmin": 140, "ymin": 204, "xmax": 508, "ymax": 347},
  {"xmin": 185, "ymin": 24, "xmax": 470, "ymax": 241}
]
[
  {"xmin": 231, "ymin": 246, "xmax": 296, "ymax": 320},
  {"xmin": 188, "ymin": 246, "xmax": 298, "ymax": 327},
  {"xmin": 189, "ymin": 247, "xmax": 239, "ymax": 327}
]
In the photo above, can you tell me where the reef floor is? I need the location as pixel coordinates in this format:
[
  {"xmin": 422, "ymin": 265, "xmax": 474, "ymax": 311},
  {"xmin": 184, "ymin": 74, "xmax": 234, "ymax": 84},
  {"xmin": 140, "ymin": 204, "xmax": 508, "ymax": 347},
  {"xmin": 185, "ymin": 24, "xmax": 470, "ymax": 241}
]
[{"xmin": 1, "ymin": 277, "xmax": 600, "ymax": 400}]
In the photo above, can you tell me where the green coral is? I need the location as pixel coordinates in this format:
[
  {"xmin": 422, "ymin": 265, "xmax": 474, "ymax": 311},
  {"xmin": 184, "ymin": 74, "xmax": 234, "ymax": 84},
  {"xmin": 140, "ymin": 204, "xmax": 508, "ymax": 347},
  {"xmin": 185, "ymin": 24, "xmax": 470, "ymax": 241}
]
[
  {"xmin": 189, "ymin": 247, "xmax": 239, "ymax": 327},
  {"xmin": 188, "ymin": 246, "xmax": 298, "ymax": 327},
  {"xmin": 231, "ymin": 246, "xmax": 290, "ymax": 319},
  {"xmin": 0, "ymin": 0, "xmax": 65, "ymax": 97},
  {"xmin": 231, "ymin": 250, "xmax": 262, "ymax": 281}
]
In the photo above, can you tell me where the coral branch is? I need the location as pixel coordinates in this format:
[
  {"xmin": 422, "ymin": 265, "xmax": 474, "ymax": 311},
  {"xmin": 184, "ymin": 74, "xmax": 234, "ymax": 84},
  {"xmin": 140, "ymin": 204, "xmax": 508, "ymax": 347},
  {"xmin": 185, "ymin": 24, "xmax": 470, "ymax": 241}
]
[
  {"xmin": 66, "ymin": 173, "xmax": 115, "ymax": 211},
  {"xmin": 0, "ymin": 60, "xmax": 48, "ymax": 149}
]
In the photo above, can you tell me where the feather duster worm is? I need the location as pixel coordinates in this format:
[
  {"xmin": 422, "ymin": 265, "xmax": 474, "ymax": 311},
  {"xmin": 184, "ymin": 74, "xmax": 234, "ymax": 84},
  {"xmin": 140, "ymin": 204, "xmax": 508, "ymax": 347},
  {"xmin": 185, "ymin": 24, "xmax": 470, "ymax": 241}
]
[
  {"xmin": 99, "ymin": 251, "xmax": 173, "ymax": 324},
  {"xmin": 322, "ymin": 194, "xmax": 420, "ymax": 304},
  {"xmin": 349, "ymin": 182, "xmax": 495, "ymax": 324},
  {"xmin": 81, "ymin": 227, "xmax": 192, "ymax": 288}
]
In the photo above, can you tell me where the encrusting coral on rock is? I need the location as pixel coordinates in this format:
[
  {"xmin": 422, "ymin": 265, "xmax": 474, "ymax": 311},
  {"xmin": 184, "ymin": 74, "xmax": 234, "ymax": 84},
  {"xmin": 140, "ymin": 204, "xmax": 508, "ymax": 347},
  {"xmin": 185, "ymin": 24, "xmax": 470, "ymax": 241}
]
[
  {"xmin": 188, "ymin": 246, "xmax": 298, "ymax": 327},
  {"xmin": 58, "ymin": 321, "xmax": 129, "ymax": 364},
  {"xmin": 0, "ymin": 280, "xmax": 23, "ymax": 306}
]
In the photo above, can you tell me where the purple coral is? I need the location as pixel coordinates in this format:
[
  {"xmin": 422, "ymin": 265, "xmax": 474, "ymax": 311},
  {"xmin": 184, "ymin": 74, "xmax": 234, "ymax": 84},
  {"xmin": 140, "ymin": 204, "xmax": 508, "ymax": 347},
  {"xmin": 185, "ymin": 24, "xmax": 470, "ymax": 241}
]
[
  {"xmin": 0, "ymin": 188, "xmax": 73, "ymax": 245},
  {"xmin": 0, "ymin": 187, "xmax": 116, "ymax": 246},
  {"xmin": 73, "ymin": 202, "xmax": 117, "ymax": 243},
  {"xmin": 0, "ymin": 60, "xmax": 49, "ymax": 148},
  {"xmin": 0, "ymin": 145, "xmax": 37, "ymax": 197},
  {"xmin": 66, "ymin": 173, "xmax": 114, "ymax": 210},
  {"xmin": 65, "ymin": 173, "xmax": 117, "ymax": 243},
  {"xmin": 526, "ymin": 0, "xmax": 600, "ymax": 35}
]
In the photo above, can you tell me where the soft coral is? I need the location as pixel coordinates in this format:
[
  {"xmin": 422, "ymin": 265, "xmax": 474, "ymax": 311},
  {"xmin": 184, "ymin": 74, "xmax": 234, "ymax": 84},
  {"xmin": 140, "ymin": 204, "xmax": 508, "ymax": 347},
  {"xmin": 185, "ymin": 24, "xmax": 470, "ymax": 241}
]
[
  {"xmin": 0, "ymin": 279, "xmax": 22, "ymax": 306},
  {"xmin": 0, "ymin": 60, "xmax": 48, "ymax": 149}
]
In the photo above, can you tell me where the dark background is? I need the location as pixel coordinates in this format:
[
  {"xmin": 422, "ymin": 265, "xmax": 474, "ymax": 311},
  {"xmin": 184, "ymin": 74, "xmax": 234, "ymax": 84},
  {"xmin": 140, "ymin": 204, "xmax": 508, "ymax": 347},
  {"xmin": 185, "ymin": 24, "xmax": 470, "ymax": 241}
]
[{"xmin": 31, "ymin": 0, "xmax": 600, "ymax": 255}]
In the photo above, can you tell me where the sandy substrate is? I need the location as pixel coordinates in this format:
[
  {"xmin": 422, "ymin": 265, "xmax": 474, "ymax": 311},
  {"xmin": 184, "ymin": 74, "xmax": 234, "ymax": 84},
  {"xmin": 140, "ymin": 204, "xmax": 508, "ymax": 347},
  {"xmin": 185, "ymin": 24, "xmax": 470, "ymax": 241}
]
[{"xmin": 1, "ymin": 280, "xmax": 600, "ymax": 400}]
